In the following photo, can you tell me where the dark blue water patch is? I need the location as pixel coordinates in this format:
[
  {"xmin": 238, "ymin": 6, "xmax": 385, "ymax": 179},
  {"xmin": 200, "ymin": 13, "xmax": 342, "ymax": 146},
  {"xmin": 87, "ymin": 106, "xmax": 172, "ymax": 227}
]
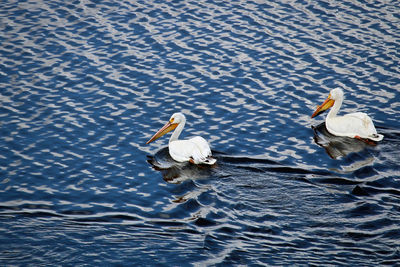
[
  {"xmin": 353, "ymin": 165, "xmax": 379, "ymax": 179},
  {"xmin": 359, "ymin": 217, "xmax": 396, "ymax": 233},
  {"xmin": 351, "ymin": 185, "xmax": 370, "ymax": 196},
  {"xmin": 347, "ymin": 202, "xmax": 384, "ymax": 218},
  {"xmin": 194, "ymin": 217, "xmax": 217, "ymax": 227},
  {"xmin": 361, "ymin": 184, "xmax": 400, "ymax": 198}
]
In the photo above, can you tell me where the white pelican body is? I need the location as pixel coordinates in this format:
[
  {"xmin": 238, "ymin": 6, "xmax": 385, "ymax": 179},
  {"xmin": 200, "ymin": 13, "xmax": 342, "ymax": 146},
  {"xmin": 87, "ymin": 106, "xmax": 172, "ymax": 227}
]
[
  {"xmin": 311, "ymin": 88, "xmax": 383, "ymax": 142},
  {"xmin": 146, "ymin": 113, "xmax": 216, "ymax": 165}
]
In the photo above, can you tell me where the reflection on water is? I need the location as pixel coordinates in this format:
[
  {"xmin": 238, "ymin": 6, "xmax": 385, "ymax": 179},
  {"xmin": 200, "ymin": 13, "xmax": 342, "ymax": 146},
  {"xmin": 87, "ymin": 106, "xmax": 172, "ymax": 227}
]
[
  {"xmin": 312, "ymin": 122, "xmax": 374, "ymax": 159},
  {"xmin": 147, "ymin": 147, "xmax": 216, "ymax": 184},
  {"xmin": 311, "ymin": 122, "xmax": 384, "ymax": 174}
]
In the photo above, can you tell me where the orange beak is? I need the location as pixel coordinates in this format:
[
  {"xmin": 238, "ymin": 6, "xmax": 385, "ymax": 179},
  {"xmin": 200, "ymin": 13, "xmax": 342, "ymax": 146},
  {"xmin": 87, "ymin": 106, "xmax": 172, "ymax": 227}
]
[
  {"xmin": 311, "ymin": 94, "xmax": 335, "ymax": 118},
  {"xmin": 146, "ymin": 120, "xmax": 178, "ymax": 144}
]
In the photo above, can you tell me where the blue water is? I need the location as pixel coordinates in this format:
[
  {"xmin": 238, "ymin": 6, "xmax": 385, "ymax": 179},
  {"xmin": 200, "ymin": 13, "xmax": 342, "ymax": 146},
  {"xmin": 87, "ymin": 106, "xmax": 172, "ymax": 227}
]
[{"xmin": 1, "ymin": 0, "xmax": 400, "ymax": 265}]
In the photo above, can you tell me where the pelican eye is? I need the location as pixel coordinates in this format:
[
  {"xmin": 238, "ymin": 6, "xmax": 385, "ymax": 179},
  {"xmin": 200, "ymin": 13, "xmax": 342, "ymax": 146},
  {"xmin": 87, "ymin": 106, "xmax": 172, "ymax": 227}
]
[{"xmin": 170, "ymin": 118, "xmax": 174, "ymax": 123}]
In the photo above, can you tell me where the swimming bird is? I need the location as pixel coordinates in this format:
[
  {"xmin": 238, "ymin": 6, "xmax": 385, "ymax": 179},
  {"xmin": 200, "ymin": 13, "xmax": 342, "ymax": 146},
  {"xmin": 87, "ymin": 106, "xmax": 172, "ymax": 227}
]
[
  {"xmin": 311, "ymin": 88, "xmax": 383, "ymax": 142},
  {"xmin": 146, "ymin": 112, "xmax": 216, "ymax": 165}
]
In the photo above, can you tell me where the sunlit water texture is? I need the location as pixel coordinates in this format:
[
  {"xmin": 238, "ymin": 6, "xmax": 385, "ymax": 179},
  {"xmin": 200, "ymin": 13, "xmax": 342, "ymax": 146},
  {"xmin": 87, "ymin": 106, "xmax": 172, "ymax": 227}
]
[{"xmin": 1, "ymin": 0, "xmax": 399, "ymax": 265}]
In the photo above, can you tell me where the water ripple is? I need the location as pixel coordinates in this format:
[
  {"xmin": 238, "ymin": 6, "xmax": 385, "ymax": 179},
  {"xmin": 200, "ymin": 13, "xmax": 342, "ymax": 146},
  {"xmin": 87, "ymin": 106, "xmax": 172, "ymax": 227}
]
[{"xmin": 1, "ymin": 0, "xmax": 399, "ymax": 265}]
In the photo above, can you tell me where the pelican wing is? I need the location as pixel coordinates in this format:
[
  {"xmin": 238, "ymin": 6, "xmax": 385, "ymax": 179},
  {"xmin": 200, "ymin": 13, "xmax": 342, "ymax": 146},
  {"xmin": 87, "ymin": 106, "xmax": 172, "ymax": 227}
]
[
  {"xmin": 169, "ymin": 136, "xmax": 216, "ymax": 165},
  {"xmin": 327, "ymin": 112, "xmax": 383, "ymax": 141}
]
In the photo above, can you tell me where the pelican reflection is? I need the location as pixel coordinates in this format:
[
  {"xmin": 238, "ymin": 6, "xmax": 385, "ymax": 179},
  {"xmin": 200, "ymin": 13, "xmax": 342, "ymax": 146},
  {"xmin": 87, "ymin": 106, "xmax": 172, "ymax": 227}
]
[
  {"xmin": 147, "ymin": 147, "xmax": 216, "ymax": 184},
  {"xmin": 312, "ymin": 122, "xmax": 374, "ymax": 159}
]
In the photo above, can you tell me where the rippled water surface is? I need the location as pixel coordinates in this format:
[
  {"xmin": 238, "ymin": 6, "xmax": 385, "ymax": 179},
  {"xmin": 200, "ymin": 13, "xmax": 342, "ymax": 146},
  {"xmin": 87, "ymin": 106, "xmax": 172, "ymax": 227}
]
[{"xmin": 1, "ymin": 0, "xmax": 400, "ymax": 265}]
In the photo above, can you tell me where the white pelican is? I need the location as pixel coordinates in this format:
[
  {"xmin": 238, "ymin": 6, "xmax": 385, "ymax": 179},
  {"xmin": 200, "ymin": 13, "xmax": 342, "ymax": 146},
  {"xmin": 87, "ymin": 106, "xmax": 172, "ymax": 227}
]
[
  {"xmin": 311, "ymin": 88, "xmax": 383, "ymax": 142},
  {"xmin": 146, "ymin": 112, "xmax": 216, "ymax": 165}
]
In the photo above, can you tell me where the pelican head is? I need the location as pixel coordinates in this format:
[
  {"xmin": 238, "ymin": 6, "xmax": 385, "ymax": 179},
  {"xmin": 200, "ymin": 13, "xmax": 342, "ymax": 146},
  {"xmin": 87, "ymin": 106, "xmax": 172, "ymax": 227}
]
[
  {"xmin": 311, "ymin": 88, "xmax": 343, "ymax": 118},
  {"xmin": 146, "ymin": 113, "xmax": 185, "ymax": 144}
]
